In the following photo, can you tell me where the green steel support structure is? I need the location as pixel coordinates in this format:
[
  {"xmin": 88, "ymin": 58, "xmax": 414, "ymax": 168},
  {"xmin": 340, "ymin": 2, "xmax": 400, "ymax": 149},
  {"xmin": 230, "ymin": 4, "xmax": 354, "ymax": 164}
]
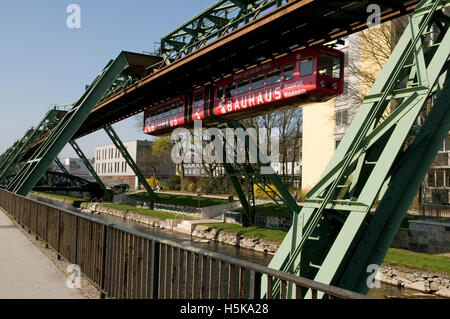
[
  {"xmin": 5, "ymin": 52, "xmax": 129, "ymax": 196},
  {"xmin": 69, "ymin": 141, "xmax": 107, "ymax": 192},
  {"xmin": 264, "ymin": 0, "xmax": 450, "ymax": 298},
  {"xmin": 103, "ymin": 126, "xmax": 157, "ymax": 202},
  {"xmin": 69, "ymin": 140, "xmax": 113, "ymax": 201},
  {"xmin": 221, "ymin": 121, "xmax": 300, "ymax": 226},
  {"xmin": 158, "ymin": 0, "xmax": 288, "ymax": 64},
  {"xmin": 0, "ymin": 107, "xmax": 66, "ymax": 186},
  {"xmin": 53, "ymin": 158, "xmax": 70, "ymax": 176}
]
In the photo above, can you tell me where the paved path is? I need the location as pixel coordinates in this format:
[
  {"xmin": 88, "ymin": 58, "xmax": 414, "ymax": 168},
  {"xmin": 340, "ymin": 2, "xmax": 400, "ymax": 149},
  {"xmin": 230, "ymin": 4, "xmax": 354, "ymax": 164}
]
[{"xmin": 0, "ymin": 209, "xmax": 83, "ymax": 299}]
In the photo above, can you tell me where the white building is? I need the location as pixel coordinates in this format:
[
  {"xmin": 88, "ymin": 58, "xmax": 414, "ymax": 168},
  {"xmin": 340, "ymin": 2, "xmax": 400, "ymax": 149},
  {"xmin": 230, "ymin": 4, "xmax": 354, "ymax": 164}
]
[
  {"xmin": 94, "ymin": 140, "xmax": 175, "ymax": 189},
  {"xmin": 55, "ymin": 158, "xmax": 93, "ymax": 181}
]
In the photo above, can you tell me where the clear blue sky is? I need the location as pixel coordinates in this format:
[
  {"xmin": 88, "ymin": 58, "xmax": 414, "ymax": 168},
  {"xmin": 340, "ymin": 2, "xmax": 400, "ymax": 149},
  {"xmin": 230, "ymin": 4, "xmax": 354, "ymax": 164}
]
[{"xmin": 0, "ymin": 0, "xmax": 213, "ymax": 158}]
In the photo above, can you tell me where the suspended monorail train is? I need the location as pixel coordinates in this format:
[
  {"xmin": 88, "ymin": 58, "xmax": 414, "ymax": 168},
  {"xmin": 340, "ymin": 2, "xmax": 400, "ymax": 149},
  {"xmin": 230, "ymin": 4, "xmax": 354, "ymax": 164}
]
[{"xmin": 143, "ymin": 46, "xmax": 344, "ymax": 136}]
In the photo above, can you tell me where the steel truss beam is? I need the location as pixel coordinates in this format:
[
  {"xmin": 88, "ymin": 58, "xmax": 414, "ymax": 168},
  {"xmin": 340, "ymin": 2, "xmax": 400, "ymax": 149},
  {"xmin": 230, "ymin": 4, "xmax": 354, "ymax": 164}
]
[
  {"xmin": 218, "ymin": 121, "xmax": 300, "ymax": 226},
  {"xmin": 69, "ymin": 140, "xmax": 112, "ymax": 201},
  {"xmin": 159, "ymin": 0, "xmax": 288, "ymax": 64},
  {"xmin": 5, "ymin": 52, "xmax": 129, "ymax": 196},
  {"xmin": 0, "ymin": 107, "xmax": 66, "ymax": 186},
  {"xmin": 264, "ymin": 0, "xmax": 450, "ymax": 298},
  {"xmin": 103, "ymin": 126, "xmax": 157, "ymax": 202}
]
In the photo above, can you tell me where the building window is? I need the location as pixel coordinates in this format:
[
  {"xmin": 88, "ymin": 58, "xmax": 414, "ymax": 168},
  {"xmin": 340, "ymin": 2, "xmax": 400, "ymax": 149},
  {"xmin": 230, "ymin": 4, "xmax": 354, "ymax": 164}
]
[
  {"xmin": 428, "ymin": 168, "xmax": 450, "ymax": 188},
  {"xmin": 343, "ymin": 81, "xmax": 349, "ymax": 96},
  {"xmin": 335, "ymin": 109, "xmax": 349, "ymax": 127}
]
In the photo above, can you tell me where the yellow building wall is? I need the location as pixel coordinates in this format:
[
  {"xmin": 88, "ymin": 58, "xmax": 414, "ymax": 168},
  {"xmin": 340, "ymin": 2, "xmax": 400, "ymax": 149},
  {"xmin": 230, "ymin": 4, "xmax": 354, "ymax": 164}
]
[
  {"xmin": 301, "ymin": 99, "xmax": 335, "ymax": 190},
  {"xmin": 301, "ymin": 21, "xmax": 395, "ymax": 191}
]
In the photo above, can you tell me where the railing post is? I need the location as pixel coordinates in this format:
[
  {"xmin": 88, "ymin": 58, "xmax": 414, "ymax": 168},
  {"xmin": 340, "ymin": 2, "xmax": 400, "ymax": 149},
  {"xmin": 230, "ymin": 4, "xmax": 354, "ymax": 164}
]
[
  {"xmin": 35, "ymin": 204, "xmax": 39, "ymax": 241},
  {"xmin": 150, "ymin": 241, "xmax": 160, "ymax": 299},
  {"xmin": 57, "ymin": 210, "xmax": 61, "ymax": 260},
  {"xmin": 74, "ymin": 215, "xmax": 79, "ymax": 264},
  {"xmin": 100, "ymin": 224, "xmax": 108, "ymax": 299},
  {"xmin": 45, "ymin": 206, "xmax": 49, "ymax": 249}
]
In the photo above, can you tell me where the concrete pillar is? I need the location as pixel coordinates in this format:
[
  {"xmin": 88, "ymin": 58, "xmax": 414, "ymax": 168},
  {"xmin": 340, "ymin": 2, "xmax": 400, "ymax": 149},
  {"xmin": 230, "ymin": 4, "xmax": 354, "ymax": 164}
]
[{"xmin": 301, "ymin": 99, "xmax": 335, "ymax": 190}]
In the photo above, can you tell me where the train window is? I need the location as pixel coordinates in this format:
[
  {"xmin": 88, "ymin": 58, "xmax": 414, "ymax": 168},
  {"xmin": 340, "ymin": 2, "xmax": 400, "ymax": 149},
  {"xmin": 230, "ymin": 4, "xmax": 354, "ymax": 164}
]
[
  {"xmin": 300, "ymin": 57, "xmax": 314, "ymax": 76},
  {"xmin": 237, "ymin": 78, "xmax": 250, "ymax": 95},
  {"xmin": 217, "ymin": 86, "xmax": 225, "ymax": 101},
  {"xmin": 267, "ymin": 67, "xmax": 282, "ymax": 86},
  {"xmin": 194, "ymin": 94, "xmax": 203, "ymax": 108},
  {"xmin": 318, "ymin": 53, "xmax": 341, "ymax": 79},
  {"xmin": 225, "ymin": 82, "xmax": 236, "ymax": 99},
  {"xmin": 251, "ymin": 72, "xmax": 265, "ymax": 91},
  {"xmin": 283, "ymin": 62, "xmax": 294, "ymax": 81},
  {"xmin": 178, "ymin": 101, "xmax": 184, "ymax": 113}
]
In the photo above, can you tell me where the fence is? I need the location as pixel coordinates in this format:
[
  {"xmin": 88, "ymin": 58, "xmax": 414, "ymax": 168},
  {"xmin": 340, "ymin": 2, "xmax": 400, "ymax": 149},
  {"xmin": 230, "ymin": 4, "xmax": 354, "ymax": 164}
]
[
  {"xmin": 416, "ymin": 203, "xmax": 450, "ymax": 220},
  {"xmin": 0, "ymin": 189, "xmax": 369, "ymax": 299}
]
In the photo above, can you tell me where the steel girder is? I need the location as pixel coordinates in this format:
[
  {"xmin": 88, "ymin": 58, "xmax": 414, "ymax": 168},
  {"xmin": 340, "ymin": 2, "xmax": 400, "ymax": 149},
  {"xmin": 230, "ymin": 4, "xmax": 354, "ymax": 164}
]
[
  {"xmin": 5, "ymin": 53, "xmax": 129, "ymax": 196},
  {"xmin": 103, "ymin": 126, "xmax": 157, "ymax": 202},
  {"xmin": 158, "ymin": 0, "xmax": 287, "ymax": 64},
  {"xmin": 0, "ymin": 107, "xmax": 66, "ymax": 186},
  {"xmin": 218, "ymin": 121, "xmax": 300, "ymax": 226},
  {"xmin": 264, "ymin": 0, "xmax": 450, "ymax": 298},
  {"xmin": 69, "ymin": 141, "xmax": 107, "ymax": 192}
]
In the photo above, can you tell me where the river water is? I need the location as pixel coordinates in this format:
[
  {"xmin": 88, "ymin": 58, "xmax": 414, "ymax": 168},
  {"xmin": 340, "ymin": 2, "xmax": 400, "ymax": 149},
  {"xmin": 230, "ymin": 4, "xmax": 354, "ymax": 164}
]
[{"xmin": 29, "ymin": 195, "xmax": 435, "ymax": 299}]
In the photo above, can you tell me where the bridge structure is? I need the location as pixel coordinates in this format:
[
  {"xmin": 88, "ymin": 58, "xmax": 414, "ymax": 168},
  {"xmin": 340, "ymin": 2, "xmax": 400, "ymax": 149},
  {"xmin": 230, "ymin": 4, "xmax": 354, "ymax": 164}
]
[{"xmin": 0, "ymin": 0, "xmax": 449, "ymax": 299}]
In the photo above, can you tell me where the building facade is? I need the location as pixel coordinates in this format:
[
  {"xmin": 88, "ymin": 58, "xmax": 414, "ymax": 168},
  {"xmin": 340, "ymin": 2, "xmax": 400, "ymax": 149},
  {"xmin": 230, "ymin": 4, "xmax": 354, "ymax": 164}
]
[
  {"xmin": 54, "ymin": 158, "xmax": 94, "ymax": 181},
  {"xmin": 94, "ymin": 140, "xmax": 175, "ymax": 189}
]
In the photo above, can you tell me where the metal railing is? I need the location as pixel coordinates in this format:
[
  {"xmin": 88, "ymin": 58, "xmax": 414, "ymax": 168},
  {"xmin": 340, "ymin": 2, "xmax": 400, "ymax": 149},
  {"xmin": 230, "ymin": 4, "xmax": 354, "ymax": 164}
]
[
  {"xmin": 0, "ymin": 189, "xmax": 369, "ymax": 299},
  {"xmin": 416, "ymin": 203, "xmax": 450, "ymax": 220}
]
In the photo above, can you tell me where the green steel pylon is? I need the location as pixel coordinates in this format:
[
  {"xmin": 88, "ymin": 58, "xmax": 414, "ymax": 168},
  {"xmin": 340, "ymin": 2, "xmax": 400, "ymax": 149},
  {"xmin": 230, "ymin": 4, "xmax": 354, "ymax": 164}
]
[
  {"xmin": 103, "ymin": 126, "xmax": 158, "ymax": 202},
  {"xmin": 265, "ymin": 0, "xmax": 450, "ymax": 298},
  {"xmin": 0, "ymin": 107, "xmax": 66, "ymax": 185},
  {"xmin": 6, "ymin": 52, "xmax": 129, "ymax": 196},
  {"xmin": 219, "ymin": 121, "xmax": 300, "ymax": 226},
  {"xmin": 69, "ymin": 141, "xmax": 108, "ymax": 192}
]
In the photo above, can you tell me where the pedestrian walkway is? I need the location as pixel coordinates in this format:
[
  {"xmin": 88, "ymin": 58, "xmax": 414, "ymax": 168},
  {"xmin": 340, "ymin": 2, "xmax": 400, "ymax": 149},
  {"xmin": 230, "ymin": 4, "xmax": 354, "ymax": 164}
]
[{"xmin": 0, "ymin": 209, "xmax": 83, "ymax": 299}]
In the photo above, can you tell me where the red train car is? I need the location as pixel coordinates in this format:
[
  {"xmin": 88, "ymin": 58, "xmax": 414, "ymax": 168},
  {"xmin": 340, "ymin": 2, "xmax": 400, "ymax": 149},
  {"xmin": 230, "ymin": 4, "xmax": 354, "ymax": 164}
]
[{"xmin": 143, "ymin": 46, "xmax": 344, "ymax": 136}]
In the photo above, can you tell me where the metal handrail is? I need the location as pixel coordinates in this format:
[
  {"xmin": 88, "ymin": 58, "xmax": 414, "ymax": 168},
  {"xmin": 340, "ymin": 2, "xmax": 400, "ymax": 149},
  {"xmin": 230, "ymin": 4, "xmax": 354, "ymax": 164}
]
[{"xmin": 0, "ymin": 189, "xmax": 369, "ymax": 299}]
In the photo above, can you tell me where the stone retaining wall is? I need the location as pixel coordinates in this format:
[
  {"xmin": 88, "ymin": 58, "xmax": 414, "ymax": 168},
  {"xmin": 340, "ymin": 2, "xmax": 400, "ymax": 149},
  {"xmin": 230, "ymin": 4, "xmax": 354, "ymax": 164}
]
[
  {"xmin": 80, "ymin": 203, "xmax": 182, "ymax": 231},
  {"xmin": 379, "ymin": 264, "xmax": 450, "ymax": 297},
  {"xmin": 192, "ymin": 225, "xmax": 279, "ymax": 255}
]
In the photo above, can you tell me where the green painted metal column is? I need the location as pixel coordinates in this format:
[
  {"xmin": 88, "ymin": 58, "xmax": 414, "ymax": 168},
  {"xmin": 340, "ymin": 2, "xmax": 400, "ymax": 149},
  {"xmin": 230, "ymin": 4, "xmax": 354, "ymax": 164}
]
[
  {"xmin": 264, "ymin": 0, "xmax": 450, "ymax": 299},
  {"xmin": 6, "ymin": 52, "xmax": 129, "ymax": 196},
  {"xmin": 69, "ymin": 140, "xmax": 112, "ymax": 201},
  {"xmin": 103, "ymin": 126, "xmax": 157, "ymax": 202}
]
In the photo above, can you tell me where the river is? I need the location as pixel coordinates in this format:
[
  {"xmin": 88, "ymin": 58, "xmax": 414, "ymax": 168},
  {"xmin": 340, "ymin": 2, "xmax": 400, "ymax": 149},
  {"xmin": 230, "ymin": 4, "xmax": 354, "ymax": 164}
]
[{"xmin": 29, "ymin": 195, "xmax": 433, "ymax": 299}]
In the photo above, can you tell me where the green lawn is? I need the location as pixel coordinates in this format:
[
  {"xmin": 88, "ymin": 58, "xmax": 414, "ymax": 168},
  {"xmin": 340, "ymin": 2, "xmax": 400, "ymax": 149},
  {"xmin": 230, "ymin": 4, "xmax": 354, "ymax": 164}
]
[
  {"xmin": 31, "ymin": 191, "xmax": 88, "ymax": 202},
  {"xmin": 384, "ymin": 248, "xmax": 450, "ymax": 275},
  {"xmin": 100, "ymin": 203, "xmax": 194, "ymax": 220},
  {"xmin": 201, "ymin": 223, "xmax": 288, "ymax": 243},
  {"xmin": 236, "ymin": 203, "xmax": 292, "ymax": 218},
  {"xmin": 131, "ymin": 192, "xmax": 231, "ymax": 208}
]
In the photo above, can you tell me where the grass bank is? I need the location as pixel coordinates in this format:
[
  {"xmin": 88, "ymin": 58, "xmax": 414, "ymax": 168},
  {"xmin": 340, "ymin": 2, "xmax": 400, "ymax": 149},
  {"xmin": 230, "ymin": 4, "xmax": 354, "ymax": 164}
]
[
  {"xmin": 384, "ymin": 248, "xmax": 450, "ymax": 275},
  {"xmin": 236, "ymin": 203, "xmax": 292, "ymax": 218},
  {"xmin": 200, "ymin": 223, "xmax": 450, "ymax": 275},
  {"xmin": 201, "ymin": 223, "xmax": 287, "ymax": 243},
  {"xmin": 131, "ymin": 192, "xmax": 231, "ymax": 208},
  {"xmin": 99, "ymin": 203, "xmax": 194, "ymax": 220},
  {"xmin": 31, "ymin": 191, "xmax": 88, "ymax": 203}
]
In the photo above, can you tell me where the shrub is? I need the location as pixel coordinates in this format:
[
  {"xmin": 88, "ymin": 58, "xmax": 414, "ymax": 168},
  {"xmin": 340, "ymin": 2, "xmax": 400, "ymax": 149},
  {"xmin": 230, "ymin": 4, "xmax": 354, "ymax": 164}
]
[
  {"xmin": 198, "ymin": 177, "xmax": 233, "ymax": 195},
  {"xmin": 166, "ymin": 176, "xmax": 180, "ymax": 191}
]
